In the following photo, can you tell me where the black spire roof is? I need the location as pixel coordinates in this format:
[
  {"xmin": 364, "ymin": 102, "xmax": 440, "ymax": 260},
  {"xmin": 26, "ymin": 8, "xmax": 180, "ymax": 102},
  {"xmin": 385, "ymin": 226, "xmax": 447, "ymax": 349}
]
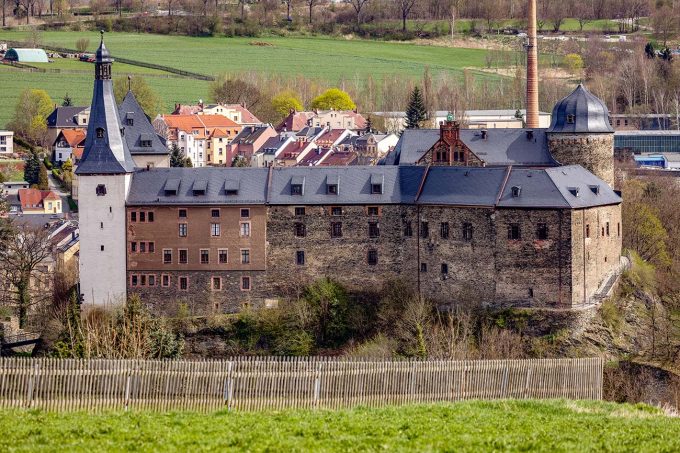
[
  {"xmin": 76, "ymin": 32, "xmax": 135, "ymax": 175},
  {"xmin": 548, "ymin": 84, "xmax": 614, "ymax": 134},
  {"xmin": 118, "ymin": 89, "xmax": 168, "ymax": 156}
]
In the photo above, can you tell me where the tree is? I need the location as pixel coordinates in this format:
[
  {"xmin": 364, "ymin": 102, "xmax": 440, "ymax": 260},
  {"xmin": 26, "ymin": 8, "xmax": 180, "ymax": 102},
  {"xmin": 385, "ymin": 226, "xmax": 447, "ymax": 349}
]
[
  {"xmin": 405, "ymin": 86, "xmax": 427, "ymax": 129},
  {"xmin": 232, "ymin": 155, "xmax": 249, "ymax": 167},
  {"xmin": 75, "ymin": 38, "xmax": 89, "ymax": 53},
  {"xmin": 305, "ymin": 0, "xmax": 318, "ymax": 23},
  {"xmin": 23, "ymin": 153, "xmax": 41, "ymax": 186},
  {"xmin": 397, "ymin": 0, "xmax": 418, "ymax": 31},
  {"xmin": 0, "ymin": 224, "xmax": 53, "ymax": 328},
  {"xmin": 344, "ymin": 0, "xmax": 370, "ymax": 24},
  {"xmin": 62, "ymin": 93, "xmax": 72, "ymax": 107},
  {"xmin": 563, "ymin": 53, "xmax": 584, "ymax": 76},
  {"xmin": 282, "ymin": 0, "xmax": 293, "ymax": 21},
  {"xmin": 9, "ymin": 89, "xmax": 53, "ymax": 147},
  {"xmin": 645, "ymin": 42, "xmax": 656, "ymax": 59},
  {"xmin": 38, "ymin": 164, "xmax": 49, "ymax": 190},
  {"xmin": 113, "ymin": 76, "xmax": 161, "ymax": 117},
  {"xmin": 310, "ymin": 88, "xmax": 356, "ymax": 110},
  {"xmin": 210, "ymin": 75, "xmax": 264, "ymax": 110},
  {"xmin": 169, "ymin": 143, "xmax": 192, "ymax": 167},
  {"xmin": 61, "ymin": 158, "xmax": 73, "ymax": 174},
  {"xmin": 271, "ymin": 90, "xmax": 303, "ymax": 118},
  {"xmin": 652, "ymin": 6, "xmax": 678, "ymax": 48}
]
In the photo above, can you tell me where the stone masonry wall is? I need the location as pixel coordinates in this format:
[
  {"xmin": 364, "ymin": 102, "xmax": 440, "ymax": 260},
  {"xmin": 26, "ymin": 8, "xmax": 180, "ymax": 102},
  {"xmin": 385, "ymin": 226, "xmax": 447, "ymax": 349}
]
[{"xmin": 548, "ymin": 134, "xmax": 615, "ymax": 187}]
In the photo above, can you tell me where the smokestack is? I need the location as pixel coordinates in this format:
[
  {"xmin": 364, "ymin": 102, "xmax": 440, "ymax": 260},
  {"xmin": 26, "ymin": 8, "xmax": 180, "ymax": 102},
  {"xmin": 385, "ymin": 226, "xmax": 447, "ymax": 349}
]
[{"xmin": 526, "ymin": 0, "xmax": 539, "ymax": 129}]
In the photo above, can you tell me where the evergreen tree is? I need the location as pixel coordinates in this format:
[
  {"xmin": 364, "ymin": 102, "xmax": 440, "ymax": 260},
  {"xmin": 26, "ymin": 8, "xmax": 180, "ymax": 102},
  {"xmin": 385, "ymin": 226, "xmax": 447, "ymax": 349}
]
[
  {"xmin": 645, "ymin": 42, "xmax": 656, "ymax": 59},
  {"xmin": 23, "ymin": 152, "xmax": 41, "ymax": 185},
  {"xmin": 62, "ymin": 93, "xmax": 73, "ymax": 107},
  {"xmin": 38, "ymin": 164, "xmax": 49, "ymax": 190},
  {"xmin": 405, "ymin": 86, "xmax": 427, "ymax": 129},
  {"xmin": 169, "ymin": 144, "xmax": 192, "ymax": 167},
  {"xmin": 365, "ymin": 115, "xmax": 373, "ymax": 133},
  {"xmin": 662, "ymin": 47, "xmax": 673, "ymax": 62}
]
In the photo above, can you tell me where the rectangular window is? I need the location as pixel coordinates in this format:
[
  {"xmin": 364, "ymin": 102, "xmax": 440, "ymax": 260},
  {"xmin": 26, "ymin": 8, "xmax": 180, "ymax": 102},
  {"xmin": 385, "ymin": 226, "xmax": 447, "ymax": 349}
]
[
  {"xmin": 367, "ymin": 249, "xmax": 378, "ymax": 266},
  {"xmin": 441, "ymin": 263, "xmax": 449, "ymax": 274},
  {"xmin": 211, "ymin": 209, "xmax": 220, "ymax": 218},
  {"xmin": 420, "ymin": 221, "xmax": 429, "ymax": 239},
  {"xmin": 371, "ymin": 183, "xmax": 382, "ymax": 194},
  {"xmin": 404, "ymin": 221, "xmax": 413, "ymax": 237},
  {"xmin": 420, "ymin": 263, "xmax": 427, "ymax": 273},
  {"xmin": 163, "ymin": 249, "xmax": 172, "ymax": 264},
  {"xmin": 241, "ymin": 208, "xmax": 250, "ymax": 218},
  {"xmin": 606, "ymin": 222, "xmax": 610, "ymax": 236},
  {"xmin": 327, "ymin": 184, "xmax": 338, "ymax": 195},
  {"xmin": 162, "ymin": 274, "xmax": 170, "ymax": 287},
  {"xmin": 440, "ymin": 222, "xmax": 450, "ymax": 239},
  {"xmin": 241, "ymin": 276, "xmax": 251, "ymax": 291},
  {"xmin": 211, "ymin": 223, "xmax": 221, "ymax": 237},
  {"xmin": 536, "ymin": 223, "xmax": 548, "ymax": 240},
  {"xmin": 131, "ymin": 274, "xmax": 138, "ymax": 286},
  {"xmin": 241, "ymin": 249, "xmax": 250, "ymax": 264},
  {"xmin": 331, "ymin": 222, "xmax": 343, "ymax": 238},
  {"xmin": 508, "ymin": 223, "xmax": 521, "ymax": 240},
  {"xmin": 130, "ymin": 242, "xmax": 137, "ymax": 253},
  {"xmin": 148, "ymin": 212, "xmax": 154, "ymax": 222},
  {"xmin": 179, "ymin": 249, "xmax": 188, "ymax": 264},
  {"xmin": 200, "ymin": 249, "xmax": 209, "ymax": 264},
  {"xmin": 179, "ymin": 277, "xmax": 188, "ymax": 290},
  {"xmin": 148, "ymin": 275, "xmax": 156, "ymax": 287},
  {"xmin": 140, "ymin": 242, "xmax": 146, "ymax": 253},
  {"xmin": 140, "ymin": 212, "xmax": 146, "ymax": 222},
  {"xmin": 218, "ymin": 249, "xmax": 228, "ymax": 264},
  {"xmin": 140, "ymin": 275, "xmax": 146, "ymax": 286},
  {"xmin": 149, "ymin": 242, "xmax": 155, "ymax": 253},
  {"xmin": 294, "ymin": 222, "xmax": 306, "ymax": 238},
  {"xmin": 212, "ymin": 277, "xmax": 222, "ymax": 291},
  {"xmin": 130, "ymin": 212, "xmax": 137, "ymax": 222},
  {"xmin": 367, "ymin": 206, "xmax": 379, "ymax": 216},
  {"xmin": 178, "ymin": 209, "xmax": 187, "ymax": 218},
  {"xmin": 295, "ymin": 207, "xmax": 306, "ymax": 216},
  {"xmin": 617, "ymin": 222, "xmax": 620, "ymax": 237},
  {"xmin": 179, "ymin": 223, "xmax": 188, "ymax": 237},
  {"xmin": 368, "ymin": 222, "xmax": 380, "ymax": 238},
  {"xmin": 240, "ymin": 222, "xmax": 251, "ymax": 238},
  {"xmin": 463, "ymin": 222, "xmax": 473, "ymax": 241},
  {"xmin": 586, "ymin": 224, "xmax": 590, "ymax": 238},
  {"xmin": 296, "ymin": 250, "xmax": 305, "ymax": 266},
  {"xmin": 331, "ymin": 207, "xmax": 343, "ymax": 216}
]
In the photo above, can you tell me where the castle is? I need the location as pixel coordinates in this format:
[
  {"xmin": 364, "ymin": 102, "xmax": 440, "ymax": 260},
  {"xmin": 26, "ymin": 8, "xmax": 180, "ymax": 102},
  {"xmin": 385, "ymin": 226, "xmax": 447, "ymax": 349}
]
[{"xmin": 77, "ymin": 35, "xmax": 622, "ymax": 315}]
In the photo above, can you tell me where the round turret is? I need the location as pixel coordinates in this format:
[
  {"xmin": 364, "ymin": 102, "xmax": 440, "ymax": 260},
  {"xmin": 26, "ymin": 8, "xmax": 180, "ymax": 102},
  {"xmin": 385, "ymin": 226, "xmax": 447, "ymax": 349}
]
[{"xmin": 547, "ymin": 84, "xmax": 615, "ymax": 187}]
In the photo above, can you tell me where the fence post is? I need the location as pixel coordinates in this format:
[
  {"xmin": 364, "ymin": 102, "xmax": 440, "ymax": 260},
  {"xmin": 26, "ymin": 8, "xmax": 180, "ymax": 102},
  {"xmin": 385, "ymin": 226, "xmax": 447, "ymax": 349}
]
[
  {"xmin": 313, "ymin": 361, "xmax": 322, "ymax": 409},
  {"xmin": 523, "ymin": 365, "xmax": 532, "ymax": 399},
  {"xmin": 502, "ymin": 364, "xmax": 509, "ymax": 398},
  {"xmin": 225, "ymin": 361, "xmax": 233, "ymax": 411},
  {"xmin": 26, "ymin": 361, "xmax": 39, "ymax": 408},
  {"xmin": 124, "ymin": 372, "xmax": 132, "ymax": 412}
]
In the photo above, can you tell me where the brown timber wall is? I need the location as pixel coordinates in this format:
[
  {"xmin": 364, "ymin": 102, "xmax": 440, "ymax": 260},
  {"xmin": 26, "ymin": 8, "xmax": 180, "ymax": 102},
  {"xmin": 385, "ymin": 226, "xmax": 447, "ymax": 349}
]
[{"xmin": 0, "ymin": 357, "xmax": 603, "ymax": 413}]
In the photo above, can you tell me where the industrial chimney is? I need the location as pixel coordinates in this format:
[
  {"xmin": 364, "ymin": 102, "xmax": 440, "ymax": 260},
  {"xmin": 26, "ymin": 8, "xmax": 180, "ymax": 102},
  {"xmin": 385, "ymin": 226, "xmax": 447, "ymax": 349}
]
[{"xmin": 526, "ymin": 0, "xmax": 539, "ymax": 128}]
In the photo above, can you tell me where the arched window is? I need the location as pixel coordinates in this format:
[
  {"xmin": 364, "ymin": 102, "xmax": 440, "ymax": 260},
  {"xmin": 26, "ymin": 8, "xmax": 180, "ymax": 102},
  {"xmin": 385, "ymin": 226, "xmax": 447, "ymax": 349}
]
[
  {"xmin": 434, "ymin": 145, "xmax": 449, "ymax": 163},
  {"xmin": 96, "ymin": 127, "xmax": 105, "ymax": 138}
]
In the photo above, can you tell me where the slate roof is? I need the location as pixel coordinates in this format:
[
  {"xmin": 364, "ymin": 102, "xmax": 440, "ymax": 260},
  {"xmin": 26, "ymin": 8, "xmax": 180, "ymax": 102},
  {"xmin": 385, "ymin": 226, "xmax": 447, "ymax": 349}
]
[
  {"xmin": 47, "ymin": 106, "xmax": 89, "ymax": 128},
  {"xmin": 548, "ymin": 84, "xmax": 614, "ymax": 134},
  {"xmin": 387, "ymin": 129, "xmax": 557, "ymax": 167},
  {"xmin": 231, "ymin": 125, "xmax": 272, "ymax": 144},
  {"xmin": 418, "ymin": 167, "xmax": 507, "ymax": 207},
  {"xmin": 127, "ymin": 167, "xmax": 269, "ymax": 205},
  {"xmin": 118, "ymin": 91, "xmax": 168, "ymax": 156}
]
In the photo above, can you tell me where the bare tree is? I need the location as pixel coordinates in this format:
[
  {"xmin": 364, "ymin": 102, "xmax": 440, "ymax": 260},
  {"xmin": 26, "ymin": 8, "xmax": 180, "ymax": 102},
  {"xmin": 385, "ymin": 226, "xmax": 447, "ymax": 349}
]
[
  {"xmin": 344, "ymin": 0, "xmax": 370, "ymax": 25},
  {"xmin": 397, "ymin": 0, "xmax": 418, "ymax": 31},
  {"xmin": 652, "ymin": 5, "xmax": 679, "ymax": 48},
  {"xmin": 305, "ymin": 0, "xmax": 317, "ymax": 23},
  {"xmin": 2, "ymin": 0, "xmax": 6, "ymax": 27},
  {"xmin": 282, "ymin": 0, "xmax": 293, "ymax": 21},
  {"xmin": 0, "ymin": 224, "xmax": 53, "ymax": 328}
]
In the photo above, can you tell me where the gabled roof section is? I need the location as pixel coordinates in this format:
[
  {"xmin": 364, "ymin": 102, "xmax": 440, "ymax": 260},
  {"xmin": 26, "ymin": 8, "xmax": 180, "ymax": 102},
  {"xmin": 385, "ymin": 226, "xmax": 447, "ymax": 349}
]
[
  {"xmin": 544, "ymin": 165, "xmax": 621, "ymax": 208},
  {"xmin": 47, "ymin": 106, "xmax": 89, "ymax": 128},
  {"xmin": 59, "ymin": 129, "xmax": 87, "ymax": 147},
  {"xmin": 418, "ymin": 167, "xmax": 507, "ymax": 207},
  {"xmin": 118, "ymin": 91, "xmax": 168, "ymax": 156},
  {"xmin": 459, "ymin": 129, "xmax": 556, "ymax": 166}
]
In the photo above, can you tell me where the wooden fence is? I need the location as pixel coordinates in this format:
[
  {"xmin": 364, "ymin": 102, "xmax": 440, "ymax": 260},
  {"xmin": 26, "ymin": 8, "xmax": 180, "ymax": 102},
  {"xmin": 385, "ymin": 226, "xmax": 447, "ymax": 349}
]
[{"xmin": 0, "ymin": 357, "xmax": 603, "ymax": 412}]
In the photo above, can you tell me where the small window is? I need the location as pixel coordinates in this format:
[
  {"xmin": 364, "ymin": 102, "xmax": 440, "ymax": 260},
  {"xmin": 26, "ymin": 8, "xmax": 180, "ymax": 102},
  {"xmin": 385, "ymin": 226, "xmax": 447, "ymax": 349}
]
[
  {"xmin": 140, "ymin": 275, "xmax": 146, "ymax": 286},
  {"xmin": 241, "ymin": 276, "xmax": 251, "ymax": 291},
  {"xmin": 163, "ymin": 249, "xmax": 172, "ymax": 264},
  {"xmin": 178, "ymin": 209, "xmax": 187, "ymax": 218},
  {"xmin": 462, "ymin": 223, "xmax": 473, "ymax": 241},
  {"xmin": 96, "ymin": 127, "xmax": 105, "ymax": 138},
  {"xmin": 212, "ymin": 277, "xmax": 222, "ymax": 291},
  {"xmin": 179, "ymin": 249, "xmax": 188, "ymax": 264},
  {"xmin": 130, "ymin": 242, "xmax": 137, "ymax": 253},
  {"xmin": 296, "ymin": 250, "xmax": 305, "ymax": 266},
  {"xmin": 200, "ymin": 249, "xmax": 210, "ymax": 264},
  {"xmin": 440, "ymin": 222, "xmax": 449, "ymax": 239},
  {"xmin": 331, "ymin": 207, "xmax": 343, "ymax": 216},
  {"xmin": 586, "ymin": 224, "xmax": 590, "ymax": 238},
  {"xmin": 100, "ymin": 245, "xmax": 105, "ymax": 251},
  {"xmin": 162, "ymin": 275, "xmax": 170, "ymax": 287},
  {"xmin": 291, "ymin": 184, "xmax": 303, "ymax": 195},
  {"xmin": 140, "ymin": 242, "xmax": 146, "ymax": 253},
  {"xmin": 179, "ymin": 277, "xmax": 188, "ymax": 291},
  {"xmin": 441, "ymin": 263, "xmax": 449, "ymax": 274},
  {"xmin": 367, "ymin": 249, "xmax": 378, "ymax": 266},
  {"xmin": 566, "ymin": 114, "xmax": 575, "ymax": 124},
  {"xmin": 536, "ymin": 223, "xmax": 548, "ymax": 240},
  {"xmin": 240, "ymin": 222, "xmax": 251, "ymax": 237},
  {"xmin": 131, "ymin": 274, "xmax": 138, "ymax": 286},
  {"xmin": 404, "ymin": 221, "xmax": 413, "ymax": 237},
  {"xmin": 295, "ymin": 207, "xmax": 306, "ymax": 216},
  {"xmin": 617, "ymin": 222, "xmax": 620, "ymax": 237},
  {"xmin": 420, "ymin": 262, "xmax": 427, "ymax": 273},
  {"xmin": 371, "ymin": 183, "xmax": 383, "ymax": 195},
  {"xmin": 368, "ymin": 222, "xmax": 380, "ymax": 238},
  {"xmin": 606, "ymin": 222, "xmax": 610, "ymax": 236},
  {"xmin": 130, "ymin": 212, "xmax": 137, "ymax": 222},
  {"xmin": 211, "ymin": 209, "xmax": 220, "ymax": 218},
  {"xmin": 241, "ymin": 249, "xmax": 250, "ymax": 264},
  {"xmin": 327, "ymin": 184, "xmax": 338, "ymax": 195},
  {"xmin": 218, "ymin": 249, "xmax": 228, "ymax": 264},
  {"xmin": 100, "ymin": 222, "xmax": 104, "ymax": 229},
  {"xmin": 148, "ymin": 242, "xmax": 155, "ymax": 253},
  {"xmin": 96, "ymin": 184, "xmax": 107, "ymax": 196},
  {"xmin": 148, "ymin": 212, "xmax": 154, "ymax": 222},
  {"xmin": 179, "ymin": 223, "xmax": 188, "ymax": 237},
  {"xmin": 331, "ymin": 222, "xmax": 343, "ymax": 238},
  {"xmin": 420, "ymin": 221, "xmax": 429, "ymax": 239},
  {"xmin": 508, "ymin": 223, "xmax": 521, "ymax": 240},
  {"xmin": 241, "ymin": 208, "xmax": 250, "ymax": 218},
  {"xmin": 367, "ymin": 206, "xmax": 379, "ymax": 216},
  {"xmin": 211, "ymin": 223, "xmax": 221, "ymax": 237},
  {"xmin": 294, "ymin": 223, "xmax": 306, "ymax": 238},
  {"xmin": 511, "ymin": 186, "xmax": 521, "ymax": 198},
  {"xmin": 140, "ymin": 212, "xmax": 146, "ymax": 222}
]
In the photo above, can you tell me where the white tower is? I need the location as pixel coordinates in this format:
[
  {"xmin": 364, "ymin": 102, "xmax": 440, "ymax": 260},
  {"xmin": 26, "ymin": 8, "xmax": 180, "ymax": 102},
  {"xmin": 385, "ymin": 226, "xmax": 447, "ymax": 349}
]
[{"xmin": 76, "ymin": 32, "xmax": 136, "ymax": 306}]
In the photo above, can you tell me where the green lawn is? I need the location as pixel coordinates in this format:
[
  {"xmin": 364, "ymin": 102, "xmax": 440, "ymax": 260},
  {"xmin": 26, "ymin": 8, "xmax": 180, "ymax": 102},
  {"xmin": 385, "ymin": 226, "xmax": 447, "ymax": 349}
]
[{"xmin": 1, "ymin": 400, "xmax": 679, "ymax": 452}]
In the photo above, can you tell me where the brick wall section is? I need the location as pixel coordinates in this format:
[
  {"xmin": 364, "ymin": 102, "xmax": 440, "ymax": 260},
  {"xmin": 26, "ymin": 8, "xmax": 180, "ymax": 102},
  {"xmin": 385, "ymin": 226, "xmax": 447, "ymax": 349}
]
[
  {"xmin": 266, "ymin": 204, "xmax": 419, "ymax": 295},
  {"xmin": 548, "ymin": 134, "xmax": 615, "ymax": 187},
  {"xmin": 570, "ymin": 204, "xmax": 622, "ymax": 306}
]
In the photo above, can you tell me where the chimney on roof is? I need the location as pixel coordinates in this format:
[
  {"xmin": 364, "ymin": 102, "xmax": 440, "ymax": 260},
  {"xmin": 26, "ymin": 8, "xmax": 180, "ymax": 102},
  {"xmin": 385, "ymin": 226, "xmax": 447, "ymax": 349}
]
[
  {"xmin": 481, "ymin": 129, "xmax": 488, "ymax": 140},
  {"xmin": 526, "ymin": 0, "xmax": 539, "ymax": 128}
]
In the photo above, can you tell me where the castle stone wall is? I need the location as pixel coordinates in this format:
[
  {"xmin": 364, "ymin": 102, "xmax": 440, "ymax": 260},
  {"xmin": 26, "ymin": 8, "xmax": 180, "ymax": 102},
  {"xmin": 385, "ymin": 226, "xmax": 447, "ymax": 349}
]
[{"xmin": 548, "ymin": 134, "xmax": 615, "ymax": 187}]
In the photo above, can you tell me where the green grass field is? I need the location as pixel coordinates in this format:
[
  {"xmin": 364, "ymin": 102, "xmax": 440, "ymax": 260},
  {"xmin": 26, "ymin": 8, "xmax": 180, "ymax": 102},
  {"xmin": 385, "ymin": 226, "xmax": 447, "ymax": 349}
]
[
  {"xmin": 1, "ymin": 400, "xmax": 679, "ymax": 452},
  {"xmin": 0, "ymin": 30, "xmax": 505, "ymax": 127}
]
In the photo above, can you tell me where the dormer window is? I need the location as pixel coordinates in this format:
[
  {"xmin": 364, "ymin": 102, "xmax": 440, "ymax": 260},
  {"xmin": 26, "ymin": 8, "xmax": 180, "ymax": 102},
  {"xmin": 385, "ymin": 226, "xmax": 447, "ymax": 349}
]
[
  {"xmin": 96, "ymin": 127, "xmax": 105, "ymax": 138},
  {"xmin": 370, "ymin": 174, "xmax": 383, "ymax": 195},
  {"xmin": 566, "ymin": 114, "xmax": 575, "ymax": 124},
  {"xmin": 224, "ymin": 179, "xmax": 239, "ymax": 196},
  {"xmin": 326, "ymin": 175, "xmax": 339, "ymax": 195},
  {"xmin": 568, "ymin": 187, "xmax": 580, "ymax": 197},
  {"xmin": 511, "ymin": 186, "xmax": 521, "ymax": 197},
  {"xmin": 589, "ymin": 185, "xmax": 600, "ymax": 195},
  {"xmin": 96, "ymin": 184, "xmax": 106, "ymax": 196},
  {"xmin": 291, "ymin": 176, "xmax": 305, "ymax": 196},
  {"xmin": 164, "ymin": 179, "xmax": 180, "ymax": 196},
  {"xmin": 192, "ymin": 180, "xmax": 207, "ymax": 196}
]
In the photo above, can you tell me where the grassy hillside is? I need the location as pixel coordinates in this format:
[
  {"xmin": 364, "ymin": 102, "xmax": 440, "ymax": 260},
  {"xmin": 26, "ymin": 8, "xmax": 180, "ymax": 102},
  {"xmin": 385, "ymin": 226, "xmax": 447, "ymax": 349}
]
[
  {"xmin": 0, "ymin": 31, "xmax": 506, "ymax": 127},
  {"xmin": 1, "ymin": 400, "xmax": 679, "ymax": 452}
]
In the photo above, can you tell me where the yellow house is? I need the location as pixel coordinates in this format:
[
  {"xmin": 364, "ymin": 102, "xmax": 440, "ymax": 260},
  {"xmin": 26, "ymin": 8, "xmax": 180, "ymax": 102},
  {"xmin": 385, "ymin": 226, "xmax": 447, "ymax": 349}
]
[
  {"xmin": 206, "ymin": 125, "xmax": 241, "ymax": 166},
  {"xmin": 18, "ymin": 188, "xmax": 62, "ymax": 214}
]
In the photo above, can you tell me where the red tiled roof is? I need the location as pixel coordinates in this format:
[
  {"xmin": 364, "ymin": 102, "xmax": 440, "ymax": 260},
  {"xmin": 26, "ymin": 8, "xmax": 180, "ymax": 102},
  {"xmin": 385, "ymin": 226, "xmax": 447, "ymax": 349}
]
[
  {"xmin": 318, "ymin": 150, "xmax": 358, "ymax": 166},
  {"xmin": 223, "ymin": 104, "xmax": 261, "ymax": 124},
  {"xmin": 276, "ymin": 111, "xmax": 313, "ymax": 132},
  {"xmin": 18, "ymin": 188, "xmax": 60, "ymax": 210},
  {"xmin": 298, "ymin": 147, "xmax": 330, "ymax": 166},
  {"xmin": 61, "ymin": 128, "xmax": 87, "ymax": 147}
]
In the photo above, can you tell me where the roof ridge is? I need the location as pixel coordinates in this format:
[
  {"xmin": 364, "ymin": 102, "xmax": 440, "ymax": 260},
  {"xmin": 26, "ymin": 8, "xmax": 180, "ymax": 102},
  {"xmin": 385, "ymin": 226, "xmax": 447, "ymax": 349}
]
[
  {"xmin": 495, "ymin": 165, "xmax": 513, "ymax": 206},
  {"xmin": 544, "ymin": 167, "xmax": 571, "ymax": 207}
]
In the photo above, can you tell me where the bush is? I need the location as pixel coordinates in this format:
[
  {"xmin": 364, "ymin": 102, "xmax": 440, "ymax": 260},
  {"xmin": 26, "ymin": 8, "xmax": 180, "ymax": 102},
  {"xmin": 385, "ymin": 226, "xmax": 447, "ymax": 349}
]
[{"xmin": 599, "ymin": 299, "xmax": 623, "ymax": 331}]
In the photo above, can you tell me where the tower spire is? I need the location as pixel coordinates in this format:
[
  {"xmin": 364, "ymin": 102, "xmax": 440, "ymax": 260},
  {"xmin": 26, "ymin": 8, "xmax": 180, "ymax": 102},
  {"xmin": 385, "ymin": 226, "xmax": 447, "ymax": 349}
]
[{"xmin": 526, "ymin": 0, "xmax": 539, "ymax": 128}]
